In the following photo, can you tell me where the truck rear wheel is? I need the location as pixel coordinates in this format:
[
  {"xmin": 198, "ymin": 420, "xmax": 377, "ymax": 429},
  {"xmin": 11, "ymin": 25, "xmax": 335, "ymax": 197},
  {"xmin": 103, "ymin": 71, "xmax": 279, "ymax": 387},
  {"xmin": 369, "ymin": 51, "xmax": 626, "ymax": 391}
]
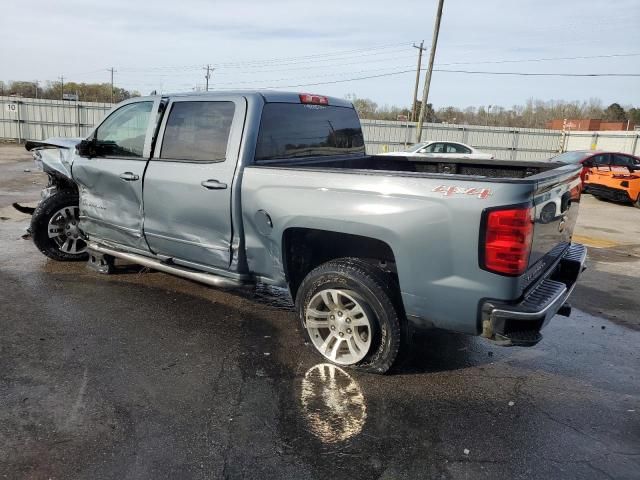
[
  {"xmin": 31, "ymin": 191, "xmax": 89, "ymax": 262},
  {"xmin": 295, "ymin": 258, "xmax": 403, "ymax": 374}
]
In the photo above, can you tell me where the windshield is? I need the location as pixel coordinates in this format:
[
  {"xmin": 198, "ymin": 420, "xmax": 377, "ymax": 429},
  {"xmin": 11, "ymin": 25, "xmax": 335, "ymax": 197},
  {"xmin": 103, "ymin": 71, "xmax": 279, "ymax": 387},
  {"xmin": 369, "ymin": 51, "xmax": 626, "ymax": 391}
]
[
  {"xmin": 550, "ymin": 151, "xmax": 592, "ymax": 164},
  {"xmin": 255, "ymin": 103, "xmax": 365, "ymax": 162}
]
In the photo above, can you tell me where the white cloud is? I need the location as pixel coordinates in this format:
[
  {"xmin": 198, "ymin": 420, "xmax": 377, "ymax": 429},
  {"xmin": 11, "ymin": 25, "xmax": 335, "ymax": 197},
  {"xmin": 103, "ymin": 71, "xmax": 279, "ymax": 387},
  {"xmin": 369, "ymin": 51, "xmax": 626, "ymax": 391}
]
[{"xmin": 1, "ymin": 0, "xmax": 638, "ymax": 107}]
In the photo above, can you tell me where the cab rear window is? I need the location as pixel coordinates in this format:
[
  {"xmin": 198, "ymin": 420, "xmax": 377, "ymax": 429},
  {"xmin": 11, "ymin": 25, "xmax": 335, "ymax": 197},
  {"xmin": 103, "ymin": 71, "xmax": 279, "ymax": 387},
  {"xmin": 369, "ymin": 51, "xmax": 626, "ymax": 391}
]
[{"xmin": 255, "ymin": 103, "xmax": 365, "ymax": 162}]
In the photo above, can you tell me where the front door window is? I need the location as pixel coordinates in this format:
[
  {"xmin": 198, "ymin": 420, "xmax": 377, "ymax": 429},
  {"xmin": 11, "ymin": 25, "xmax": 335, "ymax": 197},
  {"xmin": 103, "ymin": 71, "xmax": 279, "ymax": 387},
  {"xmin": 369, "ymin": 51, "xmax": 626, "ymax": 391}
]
[{"xmin": 95, "ymin": 101, "xmax": 153, "ymax": 157}]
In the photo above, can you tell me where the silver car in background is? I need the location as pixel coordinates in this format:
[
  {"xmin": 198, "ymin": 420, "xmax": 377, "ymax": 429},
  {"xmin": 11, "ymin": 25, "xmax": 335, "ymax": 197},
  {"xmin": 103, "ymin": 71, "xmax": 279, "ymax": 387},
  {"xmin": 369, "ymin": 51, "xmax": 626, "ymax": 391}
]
[{"xmin": 384, "ymin": 141, "xmax": 495, "ymax": 159}]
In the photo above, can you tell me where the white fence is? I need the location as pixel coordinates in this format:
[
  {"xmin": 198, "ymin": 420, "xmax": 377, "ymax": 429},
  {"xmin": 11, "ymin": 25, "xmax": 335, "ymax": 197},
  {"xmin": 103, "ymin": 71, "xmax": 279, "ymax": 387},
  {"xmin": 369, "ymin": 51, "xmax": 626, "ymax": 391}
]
[
  {"xmin": 1, "ymin": 96, "xmax": 112, "ymax": 142},
  {"xmin": 2, "ymin": 96, "xmax": 639, "ymax": 160},
  {"xmin": 361, "ymin": 119, "xmax": 640, "ymax": 160}
]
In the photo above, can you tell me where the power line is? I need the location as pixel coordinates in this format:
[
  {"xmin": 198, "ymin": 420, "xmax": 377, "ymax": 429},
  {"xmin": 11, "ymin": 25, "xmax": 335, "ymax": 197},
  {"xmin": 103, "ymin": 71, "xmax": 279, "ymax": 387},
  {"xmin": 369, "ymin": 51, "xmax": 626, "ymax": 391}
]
[
  {"xmin": 117, "ymin": 47, "xmax": 415, "ymax": 73},
  {"xmin": 208, "ymin": 42, "xmax": 414, "ymax": 67},
  {"xmin": 114, "ymin": 51, "xmax": 640, "ymax": 92},
  {"xmin": 231, "ymin": 68, "xmax": 640, "ymax": 90},
  {"xmin": 75, "ymin": 50, "xmax": 640, "ymax": 84},
  {"xmin": 433, "ymin": 69, "xmax": 640, "ymax": 77},
  {"xmin": 114, "ymin": 42, "xmax": 414, "ymax": 72},
  {"xmin": 436, "ymin": 52, "xmax": 640, "ymax": 67}
]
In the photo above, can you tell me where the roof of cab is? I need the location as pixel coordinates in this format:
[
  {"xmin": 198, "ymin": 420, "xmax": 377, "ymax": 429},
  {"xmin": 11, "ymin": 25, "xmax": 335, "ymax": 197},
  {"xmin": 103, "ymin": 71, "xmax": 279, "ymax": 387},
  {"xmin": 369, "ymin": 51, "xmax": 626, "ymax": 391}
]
[{"xmin": 158, "ymin": 90, "xmax": 354, "ymax": 108}]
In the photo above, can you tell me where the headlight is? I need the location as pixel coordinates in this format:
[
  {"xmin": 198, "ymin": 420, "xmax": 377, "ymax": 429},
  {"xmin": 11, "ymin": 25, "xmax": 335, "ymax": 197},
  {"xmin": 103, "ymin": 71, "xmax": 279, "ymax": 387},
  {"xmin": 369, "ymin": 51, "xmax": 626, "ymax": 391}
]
[{"xmin": 32, "ymin": 150, "xmax": 43, "ymax": 171}]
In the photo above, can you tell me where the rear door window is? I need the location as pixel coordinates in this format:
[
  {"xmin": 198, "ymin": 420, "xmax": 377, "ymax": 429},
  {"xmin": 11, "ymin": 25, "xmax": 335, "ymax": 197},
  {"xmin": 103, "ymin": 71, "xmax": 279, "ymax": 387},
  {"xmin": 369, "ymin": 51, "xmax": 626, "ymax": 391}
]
[
  {"xmin": 161, "ymin": 101, "xmax": 235, "ymax": 162},
  {"xmin": 255, "ymin": 103, "xmax": 364, "ymax": 162},
  {"xmin": 446, "ymin": 143, "xmax": 471, "ymax": 154}
]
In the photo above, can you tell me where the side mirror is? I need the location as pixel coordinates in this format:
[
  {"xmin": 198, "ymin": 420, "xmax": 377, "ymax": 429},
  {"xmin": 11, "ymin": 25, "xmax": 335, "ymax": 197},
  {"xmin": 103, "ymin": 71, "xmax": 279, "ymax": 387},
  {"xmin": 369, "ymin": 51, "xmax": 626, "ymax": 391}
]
[
  {"xmin": 76, "ymin": 138, "xmax": 97, "ymax": 158},
  {"xmin": 627, "ymin": 164, "xmax": 640, "ymax": 173}
]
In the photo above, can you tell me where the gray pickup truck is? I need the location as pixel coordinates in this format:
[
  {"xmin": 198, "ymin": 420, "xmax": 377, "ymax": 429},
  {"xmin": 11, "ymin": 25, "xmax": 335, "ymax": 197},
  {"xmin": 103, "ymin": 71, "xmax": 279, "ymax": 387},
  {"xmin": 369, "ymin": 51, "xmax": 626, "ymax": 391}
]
[{"xmin": 24, "ymin": 91, "xmax": 586, "ymax": 373}]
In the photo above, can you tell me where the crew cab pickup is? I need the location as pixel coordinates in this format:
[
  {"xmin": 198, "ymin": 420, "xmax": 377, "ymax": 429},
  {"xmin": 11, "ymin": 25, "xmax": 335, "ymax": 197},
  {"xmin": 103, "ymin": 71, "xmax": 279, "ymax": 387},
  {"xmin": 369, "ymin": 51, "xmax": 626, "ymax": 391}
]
[{"xmin": 25, "ymin": 91, "xmax": 586, "ymax": 373}]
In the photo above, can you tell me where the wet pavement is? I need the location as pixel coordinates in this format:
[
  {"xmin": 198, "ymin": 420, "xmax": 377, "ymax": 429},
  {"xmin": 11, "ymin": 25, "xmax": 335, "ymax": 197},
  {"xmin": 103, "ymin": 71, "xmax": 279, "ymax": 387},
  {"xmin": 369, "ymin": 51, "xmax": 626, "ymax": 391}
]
[{"xmin": 1, "ymin": 146, "xmax": 639, "ymax": 479}]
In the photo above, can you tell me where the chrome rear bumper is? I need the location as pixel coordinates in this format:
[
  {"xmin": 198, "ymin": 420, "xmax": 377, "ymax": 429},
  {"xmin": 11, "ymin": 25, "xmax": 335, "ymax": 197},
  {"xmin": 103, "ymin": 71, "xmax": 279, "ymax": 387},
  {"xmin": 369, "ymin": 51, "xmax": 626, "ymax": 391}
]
[{"xmin": 481, "ymin": 243, "xmax": 587, "ymax": 346}]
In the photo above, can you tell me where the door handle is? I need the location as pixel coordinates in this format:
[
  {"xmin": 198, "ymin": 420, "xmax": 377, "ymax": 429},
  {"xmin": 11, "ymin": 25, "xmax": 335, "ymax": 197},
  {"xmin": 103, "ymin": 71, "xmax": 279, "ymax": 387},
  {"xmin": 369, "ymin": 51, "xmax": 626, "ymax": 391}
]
[
  {"xmin": 119, "ymin": 172, "xmax": 139, "ymax": 181},
  {"xmin": 201, "ymin": 179, "xmax": 228, "ymax": 190}
]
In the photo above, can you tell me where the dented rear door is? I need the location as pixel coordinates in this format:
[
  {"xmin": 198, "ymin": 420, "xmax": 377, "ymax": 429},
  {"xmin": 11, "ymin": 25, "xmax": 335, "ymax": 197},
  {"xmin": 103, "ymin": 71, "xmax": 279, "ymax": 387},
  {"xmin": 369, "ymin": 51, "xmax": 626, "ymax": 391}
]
[{"xmin": 142, "ymin": 96, "xmax": 246, "ymax": 269}]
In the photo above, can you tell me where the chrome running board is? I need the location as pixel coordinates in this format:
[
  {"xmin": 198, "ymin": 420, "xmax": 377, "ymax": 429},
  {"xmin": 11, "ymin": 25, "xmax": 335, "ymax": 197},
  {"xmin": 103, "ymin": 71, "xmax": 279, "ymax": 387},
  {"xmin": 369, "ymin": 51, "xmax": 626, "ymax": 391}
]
[{"xmin": 88, "ymin": 243, "xmax": 250, "ymax": 289}]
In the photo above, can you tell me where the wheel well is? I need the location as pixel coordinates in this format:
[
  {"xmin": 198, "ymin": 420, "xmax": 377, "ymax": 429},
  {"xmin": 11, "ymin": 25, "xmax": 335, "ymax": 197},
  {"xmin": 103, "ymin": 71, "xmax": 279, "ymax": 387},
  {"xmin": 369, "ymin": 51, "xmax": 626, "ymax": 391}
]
[
  {"xmin": 282, "ymin": 228, "xmax": 398, "ymax": 299},
  {"xmin": 46, "ymin": 169, "xmax": 78, "ymax": 194}
]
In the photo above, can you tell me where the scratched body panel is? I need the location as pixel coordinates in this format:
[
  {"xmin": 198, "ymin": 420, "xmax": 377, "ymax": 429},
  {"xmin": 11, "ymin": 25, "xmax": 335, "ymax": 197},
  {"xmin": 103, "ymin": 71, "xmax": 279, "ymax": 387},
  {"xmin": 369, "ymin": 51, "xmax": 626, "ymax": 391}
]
[
  {"xmin": 240, "ymin": 167, "xmax": 539, "ymax": 335},
  {"xmin": 26, "ymin": 91, "xmax": 583, "ymax": 340}
]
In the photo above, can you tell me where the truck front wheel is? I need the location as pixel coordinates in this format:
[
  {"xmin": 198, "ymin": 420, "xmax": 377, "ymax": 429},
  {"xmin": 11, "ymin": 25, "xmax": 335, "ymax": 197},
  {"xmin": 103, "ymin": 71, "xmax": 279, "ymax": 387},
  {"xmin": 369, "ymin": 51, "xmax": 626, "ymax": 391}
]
[
  {"xmin": 295, "ymin": 258, "xmax": 403, "ymax": 374},
  {"xmin": 31, "ymin": 191, "xmax": 89, "ymax": 261}
]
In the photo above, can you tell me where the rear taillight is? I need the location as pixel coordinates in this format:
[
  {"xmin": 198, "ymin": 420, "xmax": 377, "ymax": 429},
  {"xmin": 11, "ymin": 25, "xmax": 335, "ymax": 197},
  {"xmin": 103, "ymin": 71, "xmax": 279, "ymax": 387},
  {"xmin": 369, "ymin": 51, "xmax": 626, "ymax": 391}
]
[
  {"xmin": 299, "ymin": 93, "xmax": 329, "ymax": 105},
  {"xmin": 481, "ymin": 207, "xmax": 533, "ymax": 276}
]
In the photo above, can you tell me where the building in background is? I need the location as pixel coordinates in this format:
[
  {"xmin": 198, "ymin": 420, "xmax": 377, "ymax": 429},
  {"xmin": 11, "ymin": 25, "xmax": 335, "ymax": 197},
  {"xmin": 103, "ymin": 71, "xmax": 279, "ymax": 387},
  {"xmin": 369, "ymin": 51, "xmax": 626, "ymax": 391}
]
[{"xmin": 546, "ymin": 119, "xmax": 636, "ymax": 131}]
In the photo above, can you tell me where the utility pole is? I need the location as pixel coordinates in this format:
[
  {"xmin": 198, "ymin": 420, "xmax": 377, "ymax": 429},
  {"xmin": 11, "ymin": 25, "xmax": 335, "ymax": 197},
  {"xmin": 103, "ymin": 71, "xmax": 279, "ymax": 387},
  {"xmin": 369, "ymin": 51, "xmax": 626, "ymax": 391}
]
[
  {"xmin": 204, "ymin": 64, "xmax": 213, "ymax": 92},
  {"xmin": 416, "ymin": 0, "xmax": 445, "ymax": 142},
  {"xmin": 410, "ymin": 41, "xmax": 427, "ymax": 122},
  {"xmin": 59, "ymin": 75, "xmax": 64, "ymax": 100},
  {"xmin": 108, "ymin": 67, "xmax": 116, "ymax": 103}
]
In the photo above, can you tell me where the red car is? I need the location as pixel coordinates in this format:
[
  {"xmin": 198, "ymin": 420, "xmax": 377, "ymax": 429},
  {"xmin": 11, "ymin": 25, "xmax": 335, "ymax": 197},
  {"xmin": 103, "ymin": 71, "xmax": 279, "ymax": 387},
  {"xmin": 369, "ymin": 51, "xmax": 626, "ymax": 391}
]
[{"xmin": 549, "ymin": 150, "xmax": 640, "ymax": 184}]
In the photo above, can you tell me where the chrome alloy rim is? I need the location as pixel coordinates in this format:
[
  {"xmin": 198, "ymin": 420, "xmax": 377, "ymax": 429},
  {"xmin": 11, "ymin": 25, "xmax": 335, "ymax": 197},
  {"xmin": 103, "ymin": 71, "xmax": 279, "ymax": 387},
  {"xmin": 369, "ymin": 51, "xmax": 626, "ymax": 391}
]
[
  {"xmin": 47, "ymin": 206, "xmax": 88, "ymax": 255},
  {"xmin": 305, "ymin": 289, "xmax": 373, "ymax": 365}
]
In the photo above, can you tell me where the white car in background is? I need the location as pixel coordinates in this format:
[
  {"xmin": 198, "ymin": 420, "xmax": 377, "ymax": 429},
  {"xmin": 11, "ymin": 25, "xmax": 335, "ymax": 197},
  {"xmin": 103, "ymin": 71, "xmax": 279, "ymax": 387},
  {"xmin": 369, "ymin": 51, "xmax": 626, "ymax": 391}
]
[{"xmin": 384, "ymin": 141, "xmax": 495, "ymax": 160}]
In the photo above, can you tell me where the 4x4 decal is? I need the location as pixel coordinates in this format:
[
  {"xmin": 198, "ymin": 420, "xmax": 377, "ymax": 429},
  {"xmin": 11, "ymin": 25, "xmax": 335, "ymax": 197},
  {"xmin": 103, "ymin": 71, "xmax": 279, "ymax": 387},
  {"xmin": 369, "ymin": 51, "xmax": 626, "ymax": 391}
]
[{"xmin": 432, "ymin": 185, "xmax": 492, "ymax": 199}]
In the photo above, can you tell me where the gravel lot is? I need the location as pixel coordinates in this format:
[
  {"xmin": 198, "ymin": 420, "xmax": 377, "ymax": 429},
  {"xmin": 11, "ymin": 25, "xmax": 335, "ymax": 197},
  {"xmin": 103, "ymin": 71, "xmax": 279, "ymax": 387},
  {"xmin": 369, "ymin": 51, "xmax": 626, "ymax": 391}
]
[{"xmin": 1, "ymin": 144, "xmax": 638, "ymax": 479}]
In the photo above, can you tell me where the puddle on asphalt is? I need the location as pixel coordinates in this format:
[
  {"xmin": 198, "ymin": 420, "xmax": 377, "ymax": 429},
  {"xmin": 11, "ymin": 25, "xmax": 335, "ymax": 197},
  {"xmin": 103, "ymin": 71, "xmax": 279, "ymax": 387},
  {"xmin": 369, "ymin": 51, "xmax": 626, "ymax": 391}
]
[
  {"xmin": 241, "ymin": 283, "xmax": 294, "ymax": 311},
  {"xmin": 300, "ymin": 363, "xmax": 366, "ymax": 444}
]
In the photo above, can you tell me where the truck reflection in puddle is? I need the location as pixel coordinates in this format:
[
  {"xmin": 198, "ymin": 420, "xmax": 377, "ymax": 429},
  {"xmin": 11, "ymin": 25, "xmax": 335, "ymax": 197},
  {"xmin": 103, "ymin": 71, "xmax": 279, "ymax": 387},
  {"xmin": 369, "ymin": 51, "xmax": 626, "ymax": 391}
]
[{"xmin": 300, "ymin": 363, "xmax": 366, "ymax": 444}]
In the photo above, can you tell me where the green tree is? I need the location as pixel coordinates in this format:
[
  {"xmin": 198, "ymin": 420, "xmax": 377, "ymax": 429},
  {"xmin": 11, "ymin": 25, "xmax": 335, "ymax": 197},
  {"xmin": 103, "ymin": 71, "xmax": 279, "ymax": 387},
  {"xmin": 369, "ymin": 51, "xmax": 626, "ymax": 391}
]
[
  {"xmin": 626, "ymin": 108, "xmax": 640, "ymax": 127},
  {"xmin": 603, "ymin": 103, "xmax": 626, "ymax": 122},
  {"xmin": 4, "ymin": 80, "xmax": 139, "ymax": 103}
]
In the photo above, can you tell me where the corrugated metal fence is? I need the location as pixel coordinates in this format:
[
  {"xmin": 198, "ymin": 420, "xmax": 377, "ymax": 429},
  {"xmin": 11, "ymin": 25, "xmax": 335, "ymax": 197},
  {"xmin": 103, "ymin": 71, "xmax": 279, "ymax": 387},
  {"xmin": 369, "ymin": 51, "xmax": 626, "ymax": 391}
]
[
  {"xmin": 2, "ymin": 96, "xmax": 639, "ymax": 160},
  {"xmin": 1, "ymin": 96, "xmax": 112, "ymax": 142},
  {"xmin": 361, "ymin": 119, "xmax": 564, "ymax": 160}
]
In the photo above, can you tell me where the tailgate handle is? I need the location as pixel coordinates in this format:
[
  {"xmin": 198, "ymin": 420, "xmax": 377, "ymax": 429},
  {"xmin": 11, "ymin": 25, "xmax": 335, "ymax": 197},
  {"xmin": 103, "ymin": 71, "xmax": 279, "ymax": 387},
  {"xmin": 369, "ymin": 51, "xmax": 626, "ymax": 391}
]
[
  {"xmin": 119, "ymin": 172, "xmax": 139, "ymax": 181},
  {"xmin": 201, "ymin": 179, "xmax": 228, "ymax": 190}
]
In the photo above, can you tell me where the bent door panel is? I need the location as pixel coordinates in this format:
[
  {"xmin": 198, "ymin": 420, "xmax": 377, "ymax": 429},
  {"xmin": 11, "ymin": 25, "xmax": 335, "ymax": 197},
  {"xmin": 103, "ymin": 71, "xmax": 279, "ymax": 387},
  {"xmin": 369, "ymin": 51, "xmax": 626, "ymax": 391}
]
[
  {"xmin": 73, "ymin": 99, "xmax": 159, "ymax": 250},
  {"xmin": 143, "ymin": 97, "xmax": 246, "ymax": 269}
]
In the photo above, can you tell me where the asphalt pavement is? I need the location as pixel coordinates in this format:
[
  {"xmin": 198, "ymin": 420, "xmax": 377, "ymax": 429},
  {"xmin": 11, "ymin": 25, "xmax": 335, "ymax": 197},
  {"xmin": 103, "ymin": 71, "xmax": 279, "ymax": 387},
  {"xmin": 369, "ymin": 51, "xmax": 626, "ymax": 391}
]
[{"xmin": 1, "ymin": 145, "xmax": 638, "ymax": 479}]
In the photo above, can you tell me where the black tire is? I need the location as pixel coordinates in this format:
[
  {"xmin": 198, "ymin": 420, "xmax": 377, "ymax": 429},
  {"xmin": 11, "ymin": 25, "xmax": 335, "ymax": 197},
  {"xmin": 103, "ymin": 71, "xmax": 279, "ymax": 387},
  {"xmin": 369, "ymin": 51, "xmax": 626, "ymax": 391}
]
[
  {"xmin": 295, "ymin": 257, "xmax": 405, "ymax": 374},
  {"xmin": 634, "ymin": 195, "xmax": 640, "ymax": 209},
  {"xmin": 31, "ymin": 190, "xmax": 89, "ymax": 262}
]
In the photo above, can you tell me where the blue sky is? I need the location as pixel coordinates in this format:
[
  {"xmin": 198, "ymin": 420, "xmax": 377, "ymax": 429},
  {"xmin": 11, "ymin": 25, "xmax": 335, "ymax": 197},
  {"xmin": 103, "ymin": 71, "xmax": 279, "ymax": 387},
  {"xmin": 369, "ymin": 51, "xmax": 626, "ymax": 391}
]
[{"xmin": 2, "ymin": 0, "xmax": 639, "ymax": 108}]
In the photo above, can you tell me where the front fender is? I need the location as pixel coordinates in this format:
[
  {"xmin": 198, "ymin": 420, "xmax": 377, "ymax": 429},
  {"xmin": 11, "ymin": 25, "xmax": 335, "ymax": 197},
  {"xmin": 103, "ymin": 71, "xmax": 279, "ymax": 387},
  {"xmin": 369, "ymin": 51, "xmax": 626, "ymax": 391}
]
[{"xmin": 26, "ymin": 137, "xmax": 82, "ymax": 183}]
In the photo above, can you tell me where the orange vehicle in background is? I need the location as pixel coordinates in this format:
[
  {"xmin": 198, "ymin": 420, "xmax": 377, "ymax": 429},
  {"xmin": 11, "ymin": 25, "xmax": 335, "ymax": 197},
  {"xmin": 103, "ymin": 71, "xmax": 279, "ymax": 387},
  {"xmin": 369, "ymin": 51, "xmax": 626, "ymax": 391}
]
[{"xmin": 585, "ymin": 159, "xmax": 640, "ymax": 208}]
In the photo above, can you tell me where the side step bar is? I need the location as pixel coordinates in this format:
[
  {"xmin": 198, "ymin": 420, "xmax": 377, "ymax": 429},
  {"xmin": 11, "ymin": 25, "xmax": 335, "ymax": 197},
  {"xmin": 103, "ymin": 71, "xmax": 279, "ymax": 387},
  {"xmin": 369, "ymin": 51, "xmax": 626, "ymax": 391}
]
[{"xmin": 88, "ymin": 243, "xmax": 250, "ymax": 289}]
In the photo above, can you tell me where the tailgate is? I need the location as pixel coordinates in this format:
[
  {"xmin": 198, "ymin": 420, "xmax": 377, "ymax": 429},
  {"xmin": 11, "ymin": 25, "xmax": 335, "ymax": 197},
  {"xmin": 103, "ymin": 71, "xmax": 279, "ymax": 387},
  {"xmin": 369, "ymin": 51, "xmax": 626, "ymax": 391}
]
[{"xmin": 528, "ymin": 164, "xmax": 582, "ymax": 269}]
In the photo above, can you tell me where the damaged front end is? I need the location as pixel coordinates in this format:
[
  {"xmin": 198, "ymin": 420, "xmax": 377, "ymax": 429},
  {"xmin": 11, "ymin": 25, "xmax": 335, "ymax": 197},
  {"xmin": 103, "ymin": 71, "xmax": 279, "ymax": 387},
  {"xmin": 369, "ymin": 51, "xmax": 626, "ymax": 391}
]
[
  {"xmin": 14, "ymin": 138, "xmax": 82, "ymax": 237},
  {"xmin": 26, "ymin": 138, "xmax": 82, "ymax": 198},
  {"xmin": 25, "ymin": 138, "xmax": 82, "ymax": 190}
]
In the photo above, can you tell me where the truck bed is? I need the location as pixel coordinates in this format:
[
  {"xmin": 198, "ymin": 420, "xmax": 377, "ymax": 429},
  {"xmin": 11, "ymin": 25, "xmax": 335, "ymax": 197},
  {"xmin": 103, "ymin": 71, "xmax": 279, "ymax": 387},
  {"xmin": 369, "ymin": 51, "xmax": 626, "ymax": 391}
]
[{"xmin": 258, "ymin": 154, "xmax": 562, "ymax": 180}]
